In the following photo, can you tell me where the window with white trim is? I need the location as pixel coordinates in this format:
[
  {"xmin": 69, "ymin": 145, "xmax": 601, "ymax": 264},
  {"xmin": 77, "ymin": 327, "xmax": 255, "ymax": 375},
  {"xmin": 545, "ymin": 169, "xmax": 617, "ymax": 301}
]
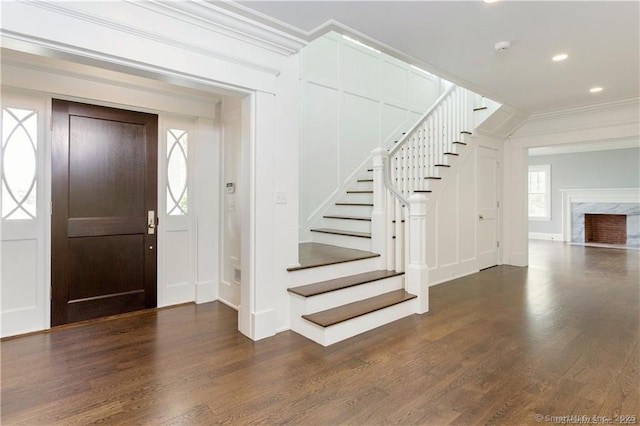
[{"xmin": 528, "ymin": 164, "xmax": 551, "ymax": 221}]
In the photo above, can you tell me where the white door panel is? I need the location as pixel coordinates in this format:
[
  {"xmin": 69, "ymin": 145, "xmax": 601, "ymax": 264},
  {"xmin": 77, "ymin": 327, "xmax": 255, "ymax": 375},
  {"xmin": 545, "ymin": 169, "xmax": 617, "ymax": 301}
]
[{"xmin": 477, "ymin": 146, "xmax": 499, "ymax": 269}]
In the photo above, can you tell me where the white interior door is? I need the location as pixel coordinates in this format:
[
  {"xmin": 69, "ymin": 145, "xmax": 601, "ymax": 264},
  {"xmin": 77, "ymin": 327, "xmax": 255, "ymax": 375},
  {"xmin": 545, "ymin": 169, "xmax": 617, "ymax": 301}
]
[{"xmin": 477, "ymin": 146, "xmax": 499, "ymax": 269}]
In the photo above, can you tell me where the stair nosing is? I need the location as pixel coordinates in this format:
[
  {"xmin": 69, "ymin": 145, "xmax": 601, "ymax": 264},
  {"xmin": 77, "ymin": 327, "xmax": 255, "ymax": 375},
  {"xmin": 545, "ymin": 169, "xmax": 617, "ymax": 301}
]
[
  {"xmin": 323, "ymin": 215, "xmax": 371, "ymax": 221},
  {"xmin": 310, "ymin": 228, "xmax": 371, "ymax": 238},
  {"xmin": 335, "ymin": 202, "xmax": 374, "ymax": 206},
  {"xmin": 301, "ymin": 290, "xmax": 416, "ymax": 327},
  {"xmin": 288, "ymin": 270, "xmax": 405, "ymax": 297}
]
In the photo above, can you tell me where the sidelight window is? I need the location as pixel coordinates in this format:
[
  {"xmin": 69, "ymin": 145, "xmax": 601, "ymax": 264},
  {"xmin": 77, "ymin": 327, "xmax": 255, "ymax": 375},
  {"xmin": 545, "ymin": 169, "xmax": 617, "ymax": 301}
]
[
  {"xmin": 1, "ymin": 107, "xmax": 38, "ymax": 220},
  {"xmin": 166, "ymin": 128, "xmax": 188, "ymax": 215}
]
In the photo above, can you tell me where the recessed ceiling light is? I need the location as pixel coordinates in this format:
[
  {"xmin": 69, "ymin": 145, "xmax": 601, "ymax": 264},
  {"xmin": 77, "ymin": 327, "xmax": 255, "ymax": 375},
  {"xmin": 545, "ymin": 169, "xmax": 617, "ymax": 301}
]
[
  {"xmin": 552, "ymin": 53, "xmax": 568, "ymax": 62},
  {"xmin": 590, "ymin": 87, "xmax": 603, "ymax": 93},
  {"xmin": 484, "ymin": 0, "xmax": 499, "ymax": 3}
]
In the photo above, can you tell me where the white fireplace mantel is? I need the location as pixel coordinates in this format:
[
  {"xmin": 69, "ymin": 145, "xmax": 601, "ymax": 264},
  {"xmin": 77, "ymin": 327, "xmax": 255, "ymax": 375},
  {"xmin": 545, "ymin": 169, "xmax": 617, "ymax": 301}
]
[{"xmin": 560, "ymin": 188, "xmax": 640, "ymax": 242}]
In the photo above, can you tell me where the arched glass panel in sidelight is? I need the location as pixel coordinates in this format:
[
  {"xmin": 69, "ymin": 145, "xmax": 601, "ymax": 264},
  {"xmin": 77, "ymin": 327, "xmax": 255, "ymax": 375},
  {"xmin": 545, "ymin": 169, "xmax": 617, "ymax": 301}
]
[
  {"xmin": 166, "ymin": 128, "xmax": 188, "ymax": 216},
  {"xmin": 1, "ymin": 107, "xmax": 38, "ymax": 220}
]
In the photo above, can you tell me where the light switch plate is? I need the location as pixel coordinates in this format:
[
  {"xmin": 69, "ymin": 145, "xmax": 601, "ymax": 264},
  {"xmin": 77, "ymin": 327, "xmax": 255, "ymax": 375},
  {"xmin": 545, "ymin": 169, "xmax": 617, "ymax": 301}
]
[{"xmin": 275, "ymin": 191, "xmax": 287, "ymax": 204}]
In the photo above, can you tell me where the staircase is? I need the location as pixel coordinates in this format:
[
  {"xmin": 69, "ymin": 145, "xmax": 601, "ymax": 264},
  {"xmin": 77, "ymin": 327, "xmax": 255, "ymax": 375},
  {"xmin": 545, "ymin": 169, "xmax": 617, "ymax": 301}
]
[
  {"xmin": 309, "ymin": 170, "xmax": 374, "ymax": 251},
  {"xmin": 288, "ymin": 85, "xmax": 487, "ymax": 346}
]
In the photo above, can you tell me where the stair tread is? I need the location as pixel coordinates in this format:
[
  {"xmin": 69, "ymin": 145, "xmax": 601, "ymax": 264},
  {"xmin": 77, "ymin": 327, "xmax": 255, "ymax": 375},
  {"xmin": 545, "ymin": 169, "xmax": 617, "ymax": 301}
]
[
  {"xmin": 302, "ymin": 289, "xmax": 416, "ymax": 327},
  {"xmin": 425, "ymin": 176, "xmax": 442, "ymax": 180},
  {"xmin": 311, "ymin": 228, "xmax": 371, "ymax": 238},
  {"xmin": 347, "ymin": 190, "xmax": 373, "ymax": 194},
  {"xmin": 288, "ymin": 270, "xmax": 404, "ymax": 297},
  {"xmin": 324, "ymin": 215, "xmax": 371, "ymax": 221},
  {"xmin": 452, "ymin": 141, "xmax": 467, "ymax": 145},
  {"xmin": 435, "ymin": 164, "xmax": 451, "ymax": 167},
  {"xmin": 461, "ymin": 131, "xmax": 472, "ymax": 135},
  {"xmin": 473, "ymin": 106, "xmax": 488, "ymax": 111},
  {"xmin": 415, "ymin": 190, "xmax": 432, "ymax": 193},
  {"xmin": 357, "ymin": 179, "xmax": 373, "ymax": 182},
  {"xmin": 335, "ymin": 202, "xmax": 374, "ymax": 206},
  {"xmin": 288, "ymin": 243, "xmax": 379, "ymax": 271},
  {"xmin": 444, "ymin": 152, "xmax": 460, "ymax": 156}
]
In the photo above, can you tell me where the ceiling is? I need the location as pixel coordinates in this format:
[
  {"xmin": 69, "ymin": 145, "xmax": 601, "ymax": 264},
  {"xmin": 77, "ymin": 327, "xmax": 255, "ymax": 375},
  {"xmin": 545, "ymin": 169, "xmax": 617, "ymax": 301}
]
[{"xmin": 228, "ymin": 0, "xmax": 639, "ymax": 116}]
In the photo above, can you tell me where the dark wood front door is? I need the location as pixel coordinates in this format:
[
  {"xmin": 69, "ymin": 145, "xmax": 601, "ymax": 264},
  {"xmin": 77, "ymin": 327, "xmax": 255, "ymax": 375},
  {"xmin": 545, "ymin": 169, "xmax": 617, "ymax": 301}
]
[{"xmin": 51, "ymin": 100, "xmax": 158, "ymax": 326}]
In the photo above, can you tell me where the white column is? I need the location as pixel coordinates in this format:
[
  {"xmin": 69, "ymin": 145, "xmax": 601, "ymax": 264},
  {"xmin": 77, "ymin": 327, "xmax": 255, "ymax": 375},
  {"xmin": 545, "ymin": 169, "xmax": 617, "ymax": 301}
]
[
  {"xmin": 371, "ymin": 147, "xmax": 388, "ymax": 270},
  {"xmin": 407, "ymin": 193, "xmax": 429, "ymax": 314}
]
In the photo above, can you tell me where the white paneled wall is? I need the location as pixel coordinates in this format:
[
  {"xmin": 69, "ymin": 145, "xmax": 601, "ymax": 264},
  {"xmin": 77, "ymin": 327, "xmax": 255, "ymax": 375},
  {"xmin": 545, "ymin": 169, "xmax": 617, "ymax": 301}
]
[
  {"xmin": 220, "ymin": 97, "xmax": 242, "ymax": 308},
  {"xmin": 299, "ymin": 32, "xmax": 444, "ymax": 239}
]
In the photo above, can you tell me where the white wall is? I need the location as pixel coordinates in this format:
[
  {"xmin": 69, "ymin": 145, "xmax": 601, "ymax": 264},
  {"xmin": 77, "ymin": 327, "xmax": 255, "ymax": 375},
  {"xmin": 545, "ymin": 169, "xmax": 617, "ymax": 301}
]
[
  {"xmin": 219, "ymin": 97, "xmax": 243, "ymax": 308},
  {"xmin": 299, "ymin": 32, "xmax": 444, "ymax": 239},
  {"xmin": 1, "ymin": 0, "xmax": 303, "ymax": 340},
  {"xmin": 504, "ymin": 99, "xmax": 640, "ymax": 266}
]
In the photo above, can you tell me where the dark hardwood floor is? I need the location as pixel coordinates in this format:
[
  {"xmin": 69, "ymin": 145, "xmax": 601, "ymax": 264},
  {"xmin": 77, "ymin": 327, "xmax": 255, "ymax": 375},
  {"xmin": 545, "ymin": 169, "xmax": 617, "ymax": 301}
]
[{"xmin": 2, "ymin": 241, "xmax": 638, "ymax": 424}]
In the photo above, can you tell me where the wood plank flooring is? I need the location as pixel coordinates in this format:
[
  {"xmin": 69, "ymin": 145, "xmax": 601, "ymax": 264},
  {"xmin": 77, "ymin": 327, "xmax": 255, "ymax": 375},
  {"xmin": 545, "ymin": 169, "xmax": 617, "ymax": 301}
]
[{"xmin": 2, "ymin": 241, "xmax": 638, "ymax": 424}]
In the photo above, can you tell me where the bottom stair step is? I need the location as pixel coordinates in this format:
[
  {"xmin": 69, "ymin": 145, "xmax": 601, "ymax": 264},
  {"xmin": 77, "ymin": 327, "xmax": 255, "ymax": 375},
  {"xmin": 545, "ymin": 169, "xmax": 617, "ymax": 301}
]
[{"xmin": 302, "ymin": 289, "xmax": 416, "ymax": 327}]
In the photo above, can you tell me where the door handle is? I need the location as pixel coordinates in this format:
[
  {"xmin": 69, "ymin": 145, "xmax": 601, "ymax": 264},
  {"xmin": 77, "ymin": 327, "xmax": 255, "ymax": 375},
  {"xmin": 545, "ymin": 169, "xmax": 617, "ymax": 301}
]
[
  {"xmin": 479, "ymin": 214, "xmax": 484, "ymax": 221},
  {"xmin": 148, "ymin": 210, "xmax": 156, "ymax": 234}
]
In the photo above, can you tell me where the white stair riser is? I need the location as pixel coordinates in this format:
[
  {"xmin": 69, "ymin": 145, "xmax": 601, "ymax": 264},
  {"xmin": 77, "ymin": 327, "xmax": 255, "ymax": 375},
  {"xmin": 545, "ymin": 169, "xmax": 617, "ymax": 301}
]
[
  {"xmin": 351, "ymin": 181, "xmax": 374, "ymax": 191},
  {"xmin": 288, "ymin": 256, "xmax": 381, "ymax": 286},
  {"xmin": 291, "ymin": 299, "xmax": 415, "ymax": 346},
  {"xmin": 311, "ymin": 231, "xmax": 371, "ymax": 251},
  {"xmin": 290, "ymin": 275, "xmax": 404, "ymax": 313},
  {"xmin": 331, "ymin": 204, "xmax": 373, "ymax": 217},
  {"xmin": 339, "ymin": 192, "xmax": 374, "ymax": 204},
  {"xmin": 319, "ymin": 218, "xmax": 371, "ymax": 233}
]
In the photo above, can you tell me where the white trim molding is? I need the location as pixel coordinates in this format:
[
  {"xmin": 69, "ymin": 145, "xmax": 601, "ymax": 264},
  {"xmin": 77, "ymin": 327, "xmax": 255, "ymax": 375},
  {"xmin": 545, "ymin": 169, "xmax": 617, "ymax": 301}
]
[
  {"xmin": 529, "ymin": 232, "xmax": 563, "ymax": 241},
  {"xmin": 560, "ymin": 188, "xmax": 640, "ymax": 242}
]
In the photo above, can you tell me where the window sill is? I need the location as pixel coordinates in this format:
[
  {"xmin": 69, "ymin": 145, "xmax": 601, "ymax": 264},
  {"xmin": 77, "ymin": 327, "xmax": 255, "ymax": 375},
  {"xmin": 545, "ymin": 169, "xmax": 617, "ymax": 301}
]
[{"xmin": 529, "ymin": 216, "xmax": 551, "ymax": 222}]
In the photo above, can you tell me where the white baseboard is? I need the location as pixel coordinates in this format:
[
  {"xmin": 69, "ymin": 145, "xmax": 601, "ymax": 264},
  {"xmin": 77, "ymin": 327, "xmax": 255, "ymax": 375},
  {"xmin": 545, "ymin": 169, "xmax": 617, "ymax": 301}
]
[
  {"xmin": 529, "ymin": 232, "xmax": 564, "ymax": 241},
  {"xmin": 195, "ymin": 280, "xmax": 216, "ymax": 304},
  {"xmin": 252, "ymin": 309, "xmax": 277, "ymax": 340},
  {"xmin": 217, "ymin": 297, "xmax": 239, "ymax": 311}
]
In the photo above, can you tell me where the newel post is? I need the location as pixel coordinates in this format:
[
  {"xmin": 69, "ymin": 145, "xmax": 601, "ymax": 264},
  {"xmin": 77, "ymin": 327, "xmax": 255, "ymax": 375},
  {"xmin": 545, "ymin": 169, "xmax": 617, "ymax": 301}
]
[
  {"xmin": 371, "ymin": 148, "xmax": 388, "ymax": 270},
  {"xmin": 407, "ymin": 193, "xmax": 429, "ymax": 314}
]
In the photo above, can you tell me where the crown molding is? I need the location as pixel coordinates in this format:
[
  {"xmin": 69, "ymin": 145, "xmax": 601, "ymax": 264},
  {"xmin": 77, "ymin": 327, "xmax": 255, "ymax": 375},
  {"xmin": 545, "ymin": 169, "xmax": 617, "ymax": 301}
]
[
  {"xmin": 529, "ymin": 138, "xmax": 640, "ymax": 156},
  {"xmin": 136, "ymin": 0, "xmax": 307, "ymax": 56},
  {"xmin": 1, "ymin": 31, "xmax": 256, "ymax": 97},
  {"xmin": 529, "ymin": 97, "xmax": 640, "ymax": 121},
  {"xmin": 19, "ymin": 0, "xmax": 286, "ymax": 77}
]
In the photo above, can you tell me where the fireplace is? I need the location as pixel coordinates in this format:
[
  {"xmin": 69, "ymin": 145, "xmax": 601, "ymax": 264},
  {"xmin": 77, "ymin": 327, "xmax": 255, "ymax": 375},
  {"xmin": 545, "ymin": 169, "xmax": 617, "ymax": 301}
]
[
  {"xmin": 561, "ymin": 189, "xmax": 640, "ymax": 248},
  {"xmin": 584, "ymin": 214, "xmax": 627, "ymax": 245}
]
